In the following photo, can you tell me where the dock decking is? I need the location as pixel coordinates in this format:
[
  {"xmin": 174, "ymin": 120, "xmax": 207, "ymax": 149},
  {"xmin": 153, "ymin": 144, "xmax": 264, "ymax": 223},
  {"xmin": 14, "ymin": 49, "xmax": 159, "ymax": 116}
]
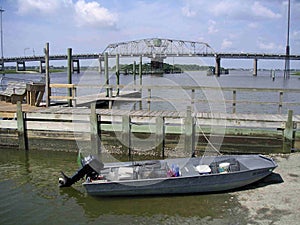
[{"xmin": 0, "ymin": 99, "xmax": 299, "ymax": 154}]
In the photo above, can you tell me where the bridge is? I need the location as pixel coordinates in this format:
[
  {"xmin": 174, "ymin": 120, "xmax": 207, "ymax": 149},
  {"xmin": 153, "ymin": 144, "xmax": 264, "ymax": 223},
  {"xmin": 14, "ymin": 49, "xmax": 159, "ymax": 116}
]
[{"xmin": 2, "ymin": 38, "xmax": 300, "ymax": 76}]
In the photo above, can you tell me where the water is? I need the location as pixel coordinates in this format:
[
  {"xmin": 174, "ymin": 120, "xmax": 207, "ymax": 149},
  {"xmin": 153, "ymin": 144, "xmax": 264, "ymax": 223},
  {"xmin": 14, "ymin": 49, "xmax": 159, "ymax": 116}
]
[
  {"xmin": 0, "ymin": 148, "xmax": 249, "ymax": 225},
  {"xmin": 1, "ymin": 69, "xmax": 299, "ymax": 114}
]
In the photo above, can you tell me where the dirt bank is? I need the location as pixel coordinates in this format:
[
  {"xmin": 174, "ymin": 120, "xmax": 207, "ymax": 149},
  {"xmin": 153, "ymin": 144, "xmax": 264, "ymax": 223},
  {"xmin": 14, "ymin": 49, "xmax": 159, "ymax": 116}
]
[{"xmin": 233, "ymin": 153, "xmax": 300, "ymax": 224}]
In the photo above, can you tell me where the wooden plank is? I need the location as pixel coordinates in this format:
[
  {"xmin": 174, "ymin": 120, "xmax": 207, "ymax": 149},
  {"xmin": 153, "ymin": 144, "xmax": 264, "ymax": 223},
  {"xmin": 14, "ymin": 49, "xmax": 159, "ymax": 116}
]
[
  {"xmin": 50, "ymin": 96, "xmax": 73, "ymax": 100},
  {"xmin": 26, "ymin": 121, "xmax": 90, "ymax": 132},
  {"xmin": 0, "ymin": 120, "xmax": 17, "ymax": 129},
  {"xmin": 0, "ymin": 112, "xmax": 16, "ymax": 118},
  {"xmin": 26, "ymin": 112, "xmax": 89, "ymax": 121},
  {"xmin": 50, "ymin": 83, "xmax": 75, "ymax": 88}
]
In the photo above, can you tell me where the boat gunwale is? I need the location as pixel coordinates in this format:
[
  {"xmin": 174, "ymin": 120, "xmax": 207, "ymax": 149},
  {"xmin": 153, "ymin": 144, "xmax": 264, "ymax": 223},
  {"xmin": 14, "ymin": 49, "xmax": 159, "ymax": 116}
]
[{"xmin": 82, "ymin": 165, "xmax": 276, "ymax": 186}]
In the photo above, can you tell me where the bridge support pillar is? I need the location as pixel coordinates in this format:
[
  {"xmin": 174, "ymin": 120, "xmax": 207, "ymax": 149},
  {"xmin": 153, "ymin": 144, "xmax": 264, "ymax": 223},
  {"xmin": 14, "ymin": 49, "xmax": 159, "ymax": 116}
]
[
  {"xmin": 215, "ymin": 55, "xmax": 221, "ymax": 76},
  {"xmin": 16, "ymin": 61, "xmax": 26, "ymax": 72},
  {"xmin": 0, "ymin": 61, "xmax": 4, "ymax": 71},
  {"xmin": 253, "ymin": 58, "xmax": 258, "ymax": 76},
  {"xmin": 39, "ymin": 60, "xmax": 45, "ymax": 73},
  {"xmin": 72, "ymin": 59, "xmax": 80, "ymax": 74},
  {"xmin": 150, "ymin": 57, "xmax": 164, "ymax": 72}
]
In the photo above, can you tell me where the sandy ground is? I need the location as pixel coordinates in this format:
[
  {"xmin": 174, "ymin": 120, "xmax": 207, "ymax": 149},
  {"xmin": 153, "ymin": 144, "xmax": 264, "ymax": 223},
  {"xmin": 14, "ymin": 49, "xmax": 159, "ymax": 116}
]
[{"xmin": 234, "ymin": 153, "xmax": 300, "ymax": 225}]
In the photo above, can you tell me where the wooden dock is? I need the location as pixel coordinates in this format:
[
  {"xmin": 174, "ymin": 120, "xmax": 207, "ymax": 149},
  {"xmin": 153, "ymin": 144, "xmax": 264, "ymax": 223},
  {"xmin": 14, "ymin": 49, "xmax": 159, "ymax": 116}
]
[{"xmin": 0, "ymin": 100, "xmax": 299, "ymax": 154}]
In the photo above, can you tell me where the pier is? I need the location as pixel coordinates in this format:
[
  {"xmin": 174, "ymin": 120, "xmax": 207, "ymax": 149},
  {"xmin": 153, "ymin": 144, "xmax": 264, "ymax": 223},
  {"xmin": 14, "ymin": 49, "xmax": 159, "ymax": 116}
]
[{"xmin": 0, "ymin": 94, "xmax": 299, "ymax": 154}]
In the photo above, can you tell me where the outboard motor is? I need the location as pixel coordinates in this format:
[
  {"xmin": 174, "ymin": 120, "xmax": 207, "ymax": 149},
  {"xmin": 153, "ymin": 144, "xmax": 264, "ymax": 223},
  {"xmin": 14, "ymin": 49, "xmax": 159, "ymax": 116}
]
[{"xmin": 59, "ymin": 155, "xmax": 104, "ymax": 187}]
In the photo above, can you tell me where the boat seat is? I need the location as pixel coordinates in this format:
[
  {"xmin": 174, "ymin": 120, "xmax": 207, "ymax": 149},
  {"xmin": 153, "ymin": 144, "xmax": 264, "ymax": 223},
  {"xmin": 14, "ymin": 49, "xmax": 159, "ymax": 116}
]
[
  {"xmin": 118, "ymin": 167, "xmax": 133, "ymax": 180},
  {"xmin": 195, "ymin": 165, "xmax": 211, "ymax": 174}
]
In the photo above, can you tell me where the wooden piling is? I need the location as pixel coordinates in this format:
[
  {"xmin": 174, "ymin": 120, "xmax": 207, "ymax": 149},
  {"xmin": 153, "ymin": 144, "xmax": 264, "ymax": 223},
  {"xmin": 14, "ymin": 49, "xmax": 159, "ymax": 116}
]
[
  {"xmin": 283, "ymin": 109, "xmax": 295, "ymax": 153},
  {"xmin": 284, "ymin": 109, "xmax": 294, "ymax": 141},
  {"xmin": 233, "ymin": 90, "xmax": 236, "ymax": 113},
  {"xmin": 278, "ymin": 91, "xmax": 283, "ymax": 114},
  {"xmin": 184, "ymin": 106, "xmax": 195, "ymax": 156},
  {"xmin": 156, "ymin": 117, "xmax": 165, "ymax": 158},
  {"xmin": 104, "ymin": 52, "xmax": 109, "ymax": 97},
  {"xmin": 139, "ymin": 56, "xmax": 142, "ymax": 79},
  {"xmin": 90, "ymin": 103, "xmax": 101, "ymax": 155},
  {"xmin": 108, "ymin": 88, "xmax": 113, "ymax": 109},
  {"xmin": 139, "ymin": 56, "xmax": 143, "ymax": 86},
  {"xmin": 133, "ymin": 61, "xmax": 136, "ymax": 79},
  {"xmin": 215, "ymin": 55, "xmax": 221, "ymax": 77},
  {"xmin": 98, "ymin": 57, "xmax": 102, "ymax": 73},
  {"xmin": 191, "ymin": 89, "xmax": 195, "ymax": 106},
  {"xmin": 122, "ymin": 115, "xmax": 131, "ymax": 156},
  {"xmin": 17, "ymin": 102, "xmax": 28, "ymax": 150},
  {"xmin": 147, "ymin": 88, "xmax": 151, "ymax": 111},
  {"xmin": 45, "ymin": 42, "xmax": 50, "ymax": 107},
  {"xmin": 116, "ymin": 54, "xmax": 120, "ymax": 96},
  {"xmin": 253, "ymin": 58, "xmax": 258, "ymax": 76},
  {"xmin": 67, "ymin": 48, "xmax": 72, "ymax": 107}
]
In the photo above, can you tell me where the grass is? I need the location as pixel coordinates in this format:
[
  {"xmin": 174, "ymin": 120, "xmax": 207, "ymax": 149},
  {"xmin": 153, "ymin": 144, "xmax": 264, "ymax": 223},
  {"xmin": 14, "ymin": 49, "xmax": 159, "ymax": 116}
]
[
  {"xmin": 293, "ymin": 71, "xmax": 300, "ymax": 76},
  {"xmin": 0, "ymin": 68, "xmax": 66, "ymax": 74}
]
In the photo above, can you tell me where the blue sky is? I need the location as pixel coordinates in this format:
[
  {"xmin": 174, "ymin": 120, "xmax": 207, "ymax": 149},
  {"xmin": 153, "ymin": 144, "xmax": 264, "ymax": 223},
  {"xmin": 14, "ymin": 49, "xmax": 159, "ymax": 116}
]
[{"xmin": 1, "ymin": 0, "xmax": 300, "ymax": 69}]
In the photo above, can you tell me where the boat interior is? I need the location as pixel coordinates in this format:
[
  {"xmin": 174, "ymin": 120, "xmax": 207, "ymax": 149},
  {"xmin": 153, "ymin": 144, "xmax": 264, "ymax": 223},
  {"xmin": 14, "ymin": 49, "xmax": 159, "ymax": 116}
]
[{"xmin": 89, "ymin": 156, "xmax": 246, "ymax": 182}]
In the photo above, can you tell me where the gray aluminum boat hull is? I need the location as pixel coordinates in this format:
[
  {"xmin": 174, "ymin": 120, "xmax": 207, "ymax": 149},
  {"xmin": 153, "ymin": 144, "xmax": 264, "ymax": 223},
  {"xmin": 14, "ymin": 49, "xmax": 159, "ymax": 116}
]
[{"xmin": 83, "ymin": 155, "xmax": 277, "ymax": 196}]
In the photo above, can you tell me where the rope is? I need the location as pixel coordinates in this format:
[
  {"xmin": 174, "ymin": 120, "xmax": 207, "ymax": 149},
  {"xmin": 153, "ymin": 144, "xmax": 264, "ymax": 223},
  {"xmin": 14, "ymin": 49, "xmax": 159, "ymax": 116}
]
[{"xmin": 195, "ymin": 118, "xmax": 222, "ymax": 155}]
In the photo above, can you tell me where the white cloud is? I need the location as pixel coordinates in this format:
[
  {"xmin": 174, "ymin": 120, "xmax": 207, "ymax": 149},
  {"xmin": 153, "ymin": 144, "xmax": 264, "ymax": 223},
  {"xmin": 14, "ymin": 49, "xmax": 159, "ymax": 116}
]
[
  {"xmin": 259, "ymin": 42, "xmax": 276, "ymax": 50},
  {"xmin": 248, "ymin": 22, "xmax": 259, "ymax": 29},
  {"xmin": 208, "ymin": 20, "xmax": 218, "ymax": 34},
  {"xmin": 221, "ymin": 39, "xmax": 233, "ymax": 50},
  {"xmin": 17, "ymin": 0, "xmax": 118, "ymax": 28},
  {"xmin": 74, "ymin": 0, "xmax": 118, "ymax": 28},
  {"xmin": 17, "ymin": 0, "xmax": 64, "ymax": 14},
  {"xmin": 258, "ymin": 41, "xmax": 284, "ymax": 52},
  {"xmin": 209, "ymin": 0, "xmax": 281, "ymax": 21},
  {"xmin": 181, "ymin": 5, "xmax": 196, "ymax": 17},
  {"xmin": 251, "ymin": 1, "xmax": 281, "ymax": 19},
  {"xmin": 292, "ymin": 30, "xmax": 300, "ymax": 41}
]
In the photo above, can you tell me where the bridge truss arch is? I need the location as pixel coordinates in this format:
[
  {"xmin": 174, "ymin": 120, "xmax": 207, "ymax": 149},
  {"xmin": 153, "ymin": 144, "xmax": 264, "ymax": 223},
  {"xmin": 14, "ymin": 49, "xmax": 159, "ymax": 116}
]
[{"xmin": 102, "ymin": 38, "xmax": 215, "ymax": 58}]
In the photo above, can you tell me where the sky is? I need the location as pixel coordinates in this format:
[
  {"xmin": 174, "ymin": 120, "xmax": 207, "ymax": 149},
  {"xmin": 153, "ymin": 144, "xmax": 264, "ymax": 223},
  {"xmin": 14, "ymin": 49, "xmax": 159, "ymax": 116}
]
[{"xmin": 0, "ymin": 0, "xmax": 300, "ymax": 69}]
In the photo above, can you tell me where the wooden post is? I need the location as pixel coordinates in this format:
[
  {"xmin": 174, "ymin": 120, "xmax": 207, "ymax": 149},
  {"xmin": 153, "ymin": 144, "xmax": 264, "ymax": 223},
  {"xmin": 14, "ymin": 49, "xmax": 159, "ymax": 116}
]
[
  {"xmin": 108, "ymin": 88, "xmax": 113, "ymax": 109},
  {"xmin": 116, "ymin": 54, "xmax": 120, "ymax": 96},
  {"xmin": 278, "ymin": 91, "xmax": 283, "ymax": 114},
  {"xmin": 98, "ymin": 57, "xmax": 102, "ymax": 73},
  {"xmin": 133, "ymin": 61, "xmax": 136, "ymax": 78},
  {"xmin": 184, "ymin": 106, "xmax": 195, "ymax": 156},
  {"xmin": 67, "ymin": 48, "xmax": 72, "ymax": 107},
  {"xmin": 215, "ymin": 55, "xmax": 221, "ymax": 76},
  {"xmin": 139, "ymin": 55, "xmax": 142, "ymax": 79},
  {"xmin": 90, "ymin": 103, "xmax": 101, "ymax": 155},
  {"xmin": 122, "ymin": 115, "xmax": 131, "ymax": 156},
  {"xmin": 45, "ymin": 42, "xmax": 50, "ymax": 107},
  {"xmin": 147, "ymin": 88, "xmax": 151, "ymax": 111},
  {"xmin": 284, "ymin": 109, "xmax": 293, "ymax": 141},
  {"xmin": 253, "ymin": 58, "xmax": 258, "ymax": 76},
  {"xmin": 282, "ymin": 109, "xmax": 295, "ymax": 153},
  {"xmin": 191, "ymin": 89, "xmax": 195, "ymax": 106},
  {"xmin": 139, "ymin": 57, "xmax": 143, "ymax": 87},
  {"xmin": 233, "ymin": 90, "xmax": 236, "ymax": 113},
  {"xmin": 104, "ymin": 52, "xmax": 109, "ymax": 97},
  {"xmin": 17, "ymin": 101, "xmax": 28, "ymax": 150},
  {"xmin": 156, "ymin": 117, "xmax": 165, "ymax": 158}
]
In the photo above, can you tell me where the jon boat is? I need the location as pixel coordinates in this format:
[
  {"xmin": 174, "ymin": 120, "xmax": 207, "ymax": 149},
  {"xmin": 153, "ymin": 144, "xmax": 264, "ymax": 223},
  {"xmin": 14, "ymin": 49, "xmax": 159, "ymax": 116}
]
[{"xmin": 59, "ymin": 154, "xmax": 277, "ymax": 196}]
